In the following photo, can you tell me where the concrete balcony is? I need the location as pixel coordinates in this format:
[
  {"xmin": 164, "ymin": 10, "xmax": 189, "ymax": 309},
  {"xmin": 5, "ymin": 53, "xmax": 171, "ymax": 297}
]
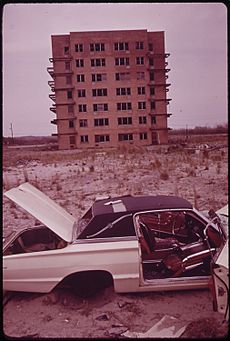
[
  {"xmin": 50, "ymin": 105, "xmax": 56, "ymax": 113},
  {"xmin": 146, "ymin": 52, "xmax": 170, "ymax": 58},
  {"xmin": 154, "ymin": 68, "xmax": 171, "ymax": 73},
  {"xmin": 49, "ymin": 94, "xmax": 56, "ymax": 102},
  {"xmin": 48, "ymin": 80, "xmax": 55, "ymax": 92},
  {"xmin": 47, "ymin": 67, "xmax": 54, "ymax": 77},
  {"xmin": 150, "ymin": 82, "xmax": 171, "ymax": 87},
  {"xmin": 149, "ymin": 112, "xmax": 172, "ymax": 117},
  {"xmin": 47, "ymin": 66, "xmax": 73, "ymax": 78},
  {"xmin": 49, "ymin": 56, "xmax": 72, "ymax": 62},
  {"xmin": 153, "ymin": 98, "xmax": 172, "ymax": 104}
]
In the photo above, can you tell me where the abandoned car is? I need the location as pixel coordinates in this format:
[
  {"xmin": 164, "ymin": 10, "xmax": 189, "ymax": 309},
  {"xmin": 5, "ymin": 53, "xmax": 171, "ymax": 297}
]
[{"xmin": 3, "ymin": 183, "xmax": 228, "ymax": 319}]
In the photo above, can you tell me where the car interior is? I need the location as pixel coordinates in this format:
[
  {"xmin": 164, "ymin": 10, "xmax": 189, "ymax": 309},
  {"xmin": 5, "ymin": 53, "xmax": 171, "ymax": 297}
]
[
  {"xmin": 3, "ymin": 225, "xmax": 67, "ymax": 255},
  {"xmin": 134, "ymin": 211, "xmax": 220, "ymax": 280}
]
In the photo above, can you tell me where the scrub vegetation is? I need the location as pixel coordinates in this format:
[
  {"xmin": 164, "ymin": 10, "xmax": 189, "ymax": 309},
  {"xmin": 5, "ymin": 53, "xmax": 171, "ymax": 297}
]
[{"xmin": 3, "ymin": 132, "xmax": 228, "ymax": 338}]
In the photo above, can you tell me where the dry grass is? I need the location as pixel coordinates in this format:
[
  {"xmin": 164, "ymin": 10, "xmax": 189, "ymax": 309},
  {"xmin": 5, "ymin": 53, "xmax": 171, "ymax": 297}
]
[
  {"xmin": 3, "ymin": 135, "xmax": 228, "ymax": 225},
  {"xmin": 181, "ymin": 317, "xmax": 228, "ymax": 338}
]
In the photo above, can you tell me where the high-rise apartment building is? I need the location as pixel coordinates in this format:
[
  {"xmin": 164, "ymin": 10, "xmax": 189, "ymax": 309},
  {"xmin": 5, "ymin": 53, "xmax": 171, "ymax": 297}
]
[{"xmin": 47, "ymin": 29, "xmax": 171, "ymax": 150}]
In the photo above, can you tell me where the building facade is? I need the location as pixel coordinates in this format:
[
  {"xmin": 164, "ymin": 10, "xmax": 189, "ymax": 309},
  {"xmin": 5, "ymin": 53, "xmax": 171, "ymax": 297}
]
[{"xmin": 47, "ymin": 29, "xmax": 171, "ymax": 150}]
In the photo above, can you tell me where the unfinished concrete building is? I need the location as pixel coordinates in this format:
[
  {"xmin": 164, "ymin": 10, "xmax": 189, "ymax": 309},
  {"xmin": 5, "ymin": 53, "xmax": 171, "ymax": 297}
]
[{"xmin": 47, "ymin": 29, "xmax": 171, "ymax": 150}]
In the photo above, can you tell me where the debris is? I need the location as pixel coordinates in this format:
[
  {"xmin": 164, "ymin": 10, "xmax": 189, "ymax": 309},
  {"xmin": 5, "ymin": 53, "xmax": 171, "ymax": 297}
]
[
  {"xmin": 122, "ymin": 315, "xmax": 187, "ymax": 338},
  {"xmin": 14, "ymin": 333, "xmax": 39, "ymax": 339},
  {"xmin": 106, "ymin": 326, "xmax": 129, "ymax": 337},
  {"xmin": 42, "ymin": 314, "xmax": 53, "ymax": 322},
  {"xmin": 117, "ymin": 300, "xmax": 132, "ymax": 308},
  {"xmin": 112, "ymin": 323, "xmax": 125, "ymax": 328},
  {"xmin": 95, "ymin": 313, "xmax": 109, "ymax": 321}
]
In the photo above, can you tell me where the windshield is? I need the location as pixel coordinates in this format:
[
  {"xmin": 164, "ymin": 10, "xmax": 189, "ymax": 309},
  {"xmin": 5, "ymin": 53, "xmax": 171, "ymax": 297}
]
[
  {"xmin": 75, "ymin": 207, "xmax": 93, "ymax": 238},
  {"xmin": 86, "ymin": 214, "xmax": 133, "ymax": 239}
]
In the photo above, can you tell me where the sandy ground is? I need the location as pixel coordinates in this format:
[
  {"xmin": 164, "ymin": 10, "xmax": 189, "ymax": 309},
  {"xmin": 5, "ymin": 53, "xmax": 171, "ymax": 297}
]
[{"xmin": 3, "ymin": 137, "xmax": 228, "ymax": 338}]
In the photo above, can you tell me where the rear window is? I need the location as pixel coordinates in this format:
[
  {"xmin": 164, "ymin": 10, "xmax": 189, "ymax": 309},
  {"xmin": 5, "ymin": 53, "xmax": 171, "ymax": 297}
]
[{"xmin": 78, "ymin": 214, "xmax": 136, "ymax": 239}]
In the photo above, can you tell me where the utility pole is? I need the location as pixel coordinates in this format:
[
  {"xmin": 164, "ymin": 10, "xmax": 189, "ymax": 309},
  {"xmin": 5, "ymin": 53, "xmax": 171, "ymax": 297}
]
[
  {"xmin": 10, "ymin": 123, "xmax": 14, "ymax": 143},
  {"xmin": 185, "ymin": 124, "xmax": 188, "ymax": 141}
]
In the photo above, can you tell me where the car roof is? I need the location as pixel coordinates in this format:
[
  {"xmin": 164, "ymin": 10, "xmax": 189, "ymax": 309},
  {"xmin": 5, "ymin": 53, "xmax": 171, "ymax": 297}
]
[
  {"xmin": 78, "ymin": 195, "xmax": 193, "ymax": 239},
  {"xmin": 92, "ymin": 195, "xmax": 193, "ymax": 217}
]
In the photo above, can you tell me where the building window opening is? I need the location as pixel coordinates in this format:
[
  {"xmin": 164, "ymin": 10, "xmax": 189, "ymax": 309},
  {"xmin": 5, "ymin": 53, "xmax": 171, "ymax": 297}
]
[
  {"xmin": 90, "ymin": 43, "xmax": 105, "ymax": 52},
  {"xmin": 150, "ymin": 72, "xmax": 154, "ymax": 81},
  {"xmin": 149, "ymin": 43, "xmax": 153, "ymax": 51},
  {"xmin": 69, "ymin": 136, "xmax": 76, "ymax": 145},
  {"xmin": 69, "ymin": 120, "xmax": 74, "ymax": 128},
  {"xmin": 115, "ymin": 72, "xmax": 130, "ymax": 81},
  {"xmin": 149, "ymin": 58, "xmax": 154, "ymax": 66},
  {"xmin": 78, "ymin": 89, "xmax": 86, "ymax": 97},
  {"xmin": 75, "ymin": 44, "xmax": 83, "ymax": 52},
  {"xmin": 139, "ymin": 116, "xmax": 147, "ymax": 124},
  {"xmin": 118, "ymin": 133, "xmax": 133, "ymax": 141},
  {"xmin": 115, "ymin": 58, "xmax": 129, "ymax": 66},
  {"xmin": 137, "ymin": 72, "xmax": 145, "ymax": 80},
  {"xmin": 77, "ymin": 74, "xmax": 85, "ymax": 82},
  {"xmin": 116, "ymin": 88, "xmax": 131, "ymax": 96},
  {"xmin": 138, "ymin": 102, "xmax": 146, "ymax": 110},
  {"xmin": 117, "ymin": 102, "xmax": 132, "ymax": 111},
  {"xmin": 78, "ymin": 104, "xmax": 87, "ymax": 112},
  {"xmin": 137, "ymin": 87, "xmax": 145, "ymax": 95},
  {"xmin": 94, "ymin": 118, "xmax": 109, "ymax": 126},
  {"xmin": 118, "ymin": 117, "xmax": 132, "ymax": 125},
  {"xmin": 136, "ymin": 41, "xmax": 144, "ymax": 50},
  {"xmin": 66, "ymin": 75, "xmax": 72, "ymax": 84},
  {"xmin": 95, "ymin": 135, "xmax": 110, "ymax": 143},
  {"xmin": 93, "ymin": 103, "xmax": 108, "ymax": 112},
  {"xmin": 80, "ymin": 135, "xmax": 89, "ymax": 143},
  {"xmin": 76, "ymin": 59, "xmax": 84, "ymax": 67},
  {"xmin": 140, "ymin": 132, "xmax": 147, "ymax": 140},
  {"xmin": 79, "ymin": 119, "xmax": 88, "ymax": 127},
  {"xmin": 92, "ymin": 73, "xmax": 107, "ymax": 82},
  {"xmin": 136, "ymin": 57, "xmax": 144, "ymax": 65},
  {"xmin": 92, "ymin": 88, "xmax": 107, "ymax": 97},
  {"xmin": 67, "ymin": 90, "xmax": 72, "ymax": 99},
  {"xmin": 68, "ymin": 105, "xmax": 74, "ymax": 113},
  {"xmin": 65, "ymin": 61, "xmax": 70, "ymax": 70},
  {"xmin": 151, "ymin": 116, "xmax": 157, "ymax": 124},
  {"xmin": 151, "ymin": 101, "xmax": 155, "ymax": 110},
  {"xmin": 91, "ymin": 58, "xmax": 106, "ymax": 67},
  {"xmin": 114, "ymin": 42, "xmax": 129, "ymax": 51},
  {"xmin": 150, "ymin": 87, "xmax": 155, "ymax": 95}
]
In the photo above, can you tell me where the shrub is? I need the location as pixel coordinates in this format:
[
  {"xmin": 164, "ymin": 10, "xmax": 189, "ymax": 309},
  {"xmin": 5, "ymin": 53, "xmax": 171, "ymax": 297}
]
[
  {"xmin": 23, "ymin": 169, "xmax": 29, "ymax": 182},
  {"xmin": 160, "ymin": 171, "xmax": 169, "ymax": 180},
  {"xmin": 155, "ymin": 158, "xmax": 162, "ymax": 169}
]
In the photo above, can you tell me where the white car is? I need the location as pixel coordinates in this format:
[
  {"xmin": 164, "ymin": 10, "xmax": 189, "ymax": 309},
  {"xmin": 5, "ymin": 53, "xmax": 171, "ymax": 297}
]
[{"xmin": 3, "ymin": 183, "xmax": 228, "ymax": 319}]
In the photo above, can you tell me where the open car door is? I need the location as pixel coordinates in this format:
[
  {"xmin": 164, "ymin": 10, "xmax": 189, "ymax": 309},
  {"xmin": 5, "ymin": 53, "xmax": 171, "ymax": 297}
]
[{"xmin": 211, "ymin": 204, "xmax": 229, "ymax": 320}]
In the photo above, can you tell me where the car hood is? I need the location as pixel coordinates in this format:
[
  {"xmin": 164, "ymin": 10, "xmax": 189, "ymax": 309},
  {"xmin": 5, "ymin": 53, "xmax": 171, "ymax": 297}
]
[{"xmin": 4, "ymin": 182, "xmax": 76, "ymax": 243}]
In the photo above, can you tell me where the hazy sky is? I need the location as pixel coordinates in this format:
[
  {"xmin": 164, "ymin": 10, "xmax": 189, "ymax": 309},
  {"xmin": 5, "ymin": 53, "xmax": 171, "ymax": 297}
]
[{"xmin": 3, "ymin": 3, "xmax": 227, "ymax": 137}]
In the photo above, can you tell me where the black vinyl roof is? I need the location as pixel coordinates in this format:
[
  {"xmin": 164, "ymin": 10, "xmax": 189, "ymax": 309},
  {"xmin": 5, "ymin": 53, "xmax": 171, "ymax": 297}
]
[
  {"xmin": 78, "ymin": 195, "xmax": 193, "ymax": 239},
  {"xmin": 92, "ymin": 195, "xmax": 193, "ymax": 217}
]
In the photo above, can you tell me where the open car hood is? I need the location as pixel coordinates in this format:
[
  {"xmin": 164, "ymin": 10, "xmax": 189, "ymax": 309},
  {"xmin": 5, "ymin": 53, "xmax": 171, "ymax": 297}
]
[{"xmin": 4, "ymin": 182, "xmax": 76, "ymax": 243}]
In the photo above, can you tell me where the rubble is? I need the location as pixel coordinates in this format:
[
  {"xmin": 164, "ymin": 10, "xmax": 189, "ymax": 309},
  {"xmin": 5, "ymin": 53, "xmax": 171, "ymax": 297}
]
[{"xmin": 122, "ymin": 315, "xmax": 187, "ymax": 338}]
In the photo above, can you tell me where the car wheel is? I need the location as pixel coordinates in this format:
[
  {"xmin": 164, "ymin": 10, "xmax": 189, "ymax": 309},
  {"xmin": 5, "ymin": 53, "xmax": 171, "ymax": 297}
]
[{"xmin": 72, "ymin": 271, "xmax": 113, "ymax": 298}]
